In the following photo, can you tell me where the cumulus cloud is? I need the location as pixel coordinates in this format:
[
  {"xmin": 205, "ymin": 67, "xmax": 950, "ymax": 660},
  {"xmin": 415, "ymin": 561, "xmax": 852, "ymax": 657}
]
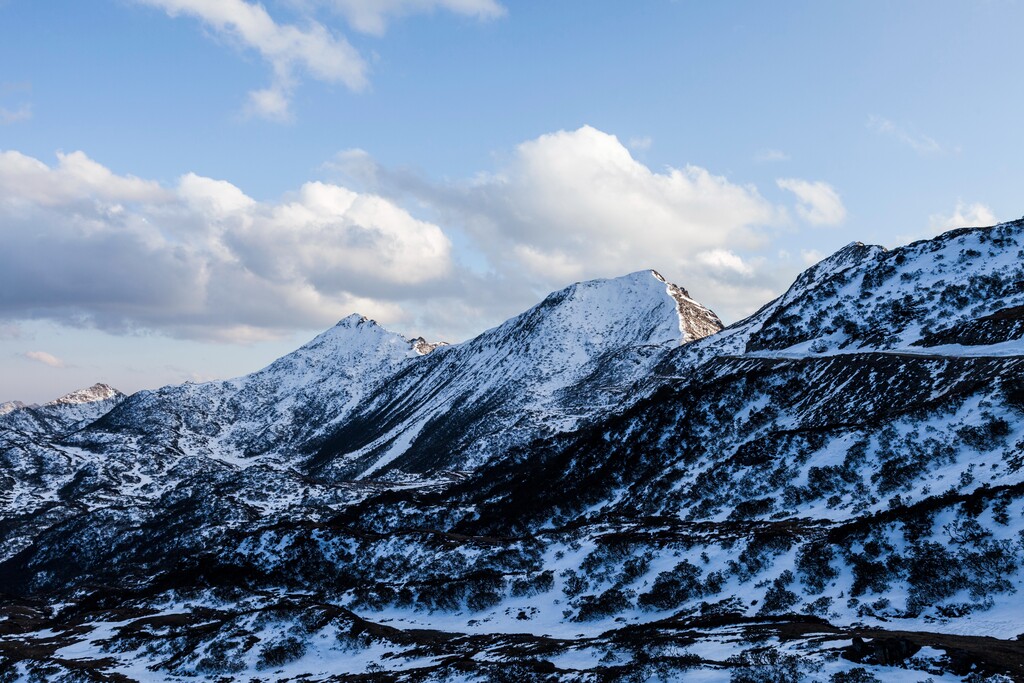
[
  {"xmin": 777, "ymin": 178, "xmax": 846, "ymax": 226},
  {"xmin": 2, "ymin": 128, "xmax": 844, "ymax": 342},
  {"xmin": 868, "ymin": 116, "xmax": 943, "ymax": 156},
  {"xmin": 313, "ymin": 0, "xmax": 506, "ymax": 36},
  {"xmin": 458, "ymin": 126, "xmax": 778, "ymax": 274},
  {"xmin": 24, "ymin": 351, "xmax": 65, "ymax": 368},
  {"xmin": 0, "ymin": 150, "xmax": 453, "ymax": 341},
  {"xmin": 0, "ymin": 150, "xmax": 170, "ymax": 206},
  {"xmin": 335, "ymin": 125, "xmax": 797, "ymax": 323},
  {"xmin": 696, "ymin": 249, "xmax": 755, "ymax": 277},
  {"xmin": 929, "ymin": 201, "xmax": 997, "ymax": 234}
]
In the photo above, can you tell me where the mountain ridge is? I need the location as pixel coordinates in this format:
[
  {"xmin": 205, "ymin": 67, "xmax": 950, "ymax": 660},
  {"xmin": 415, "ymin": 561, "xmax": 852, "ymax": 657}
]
[{"xmin": 64, "ymin": 268, "xmax": 721, "ymax": 480}]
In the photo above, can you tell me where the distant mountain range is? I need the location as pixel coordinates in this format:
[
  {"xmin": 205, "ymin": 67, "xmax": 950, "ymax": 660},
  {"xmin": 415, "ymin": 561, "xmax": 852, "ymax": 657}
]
[{"xmin": 1, "ymin": 220, "xmax": 1023, "ymax": 682}]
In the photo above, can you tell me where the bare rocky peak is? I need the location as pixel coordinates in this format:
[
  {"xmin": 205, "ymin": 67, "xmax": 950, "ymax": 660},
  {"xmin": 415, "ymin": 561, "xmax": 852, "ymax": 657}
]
[
  {"xmin": 410, "ymin": 337, "xmax": 449, "ymax": 355},
  {"xmin": 651, "ymin": 269, "xmax": 725, "ymax": 342}
]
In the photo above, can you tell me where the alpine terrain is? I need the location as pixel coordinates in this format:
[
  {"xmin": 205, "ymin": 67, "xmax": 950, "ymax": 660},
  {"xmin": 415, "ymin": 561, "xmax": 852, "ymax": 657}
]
[{"xmin": 2, "ymin": 220, "xmax": 1024, "ymax": 682}]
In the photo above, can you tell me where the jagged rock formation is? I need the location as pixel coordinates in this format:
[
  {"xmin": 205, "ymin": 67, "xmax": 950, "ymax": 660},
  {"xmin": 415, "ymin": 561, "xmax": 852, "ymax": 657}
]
[{"xmin": 1, "ymin": 221, "xmax": 1024, "ymax": 682}]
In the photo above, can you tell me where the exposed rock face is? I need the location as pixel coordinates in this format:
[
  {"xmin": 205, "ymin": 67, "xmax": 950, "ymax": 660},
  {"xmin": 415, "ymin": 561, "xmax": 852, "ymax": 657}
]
[
  {"xmin": 654, "ymin": 268, "xmax": 725, "ymax": 341},
  {"xmin": 410, "ymin": 336, "xmax": 448, "ymax": 355},
  {"xmin": 2, "ymin": 221, "xmax": 1024, "ymax": 682}
]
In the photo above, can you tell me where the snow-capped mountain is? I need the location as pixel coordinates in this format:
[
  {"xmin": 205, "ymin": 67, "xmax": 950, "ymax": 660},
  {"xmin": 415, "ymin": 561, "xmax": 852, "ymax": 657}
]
[
  {"xmin": 71, "ymin": 269, "xmax": 720, "ymax": 480},
  {"xmin": 0, "ymin": 382, "xmax": 125, "ymax": 437},
  {"xmin": 308, "ymin": 269, "xmax": 722, "ymax": 478},
  {"xmin": 0, "ymin": 401, "xmax": 27, "ymax": 417},
  {"xmin": 671, "ymin": 222, "xmax": 1024, "ymax": 364},
  {"xmin": 1, "ymin": 221, "xmax": 1023, "ymax": 682},
  {"xmin": 46, "ymin": 382, "xmax": 122, "ymax": 406},
  {"xmin": 0, "ymin": 269, "xmax": 718, "ymax": 568},
  {"xmin": 83, "ymin": 314, "xmax": 428, "ymax": 463}
]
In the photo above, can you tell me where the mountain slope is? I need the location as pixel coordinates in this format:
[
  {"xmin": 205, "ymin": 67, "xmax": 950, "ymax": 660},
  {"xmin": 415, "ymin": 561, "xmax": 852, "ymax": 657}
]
[
  {"xmin": 676, "ymin": 222, "xmax": 1024, "ymax": 363},
  {"xmin": 66, "ymin": 269, "xmax": 720, "ymax": 480},
  {"xmin": 0, "ymin": 270, "xmax": 719, "ymax": 564},
  {"xmin": 81, "ymin": 314, "xmax": 426, "ymax": 463},
  {"xmin": 308, "ymin": 269, "xmax": 722, "ymax": 478},
  {"xmin": 2, "ymin": 221, "xmax": 1024, "ymax": 682}
]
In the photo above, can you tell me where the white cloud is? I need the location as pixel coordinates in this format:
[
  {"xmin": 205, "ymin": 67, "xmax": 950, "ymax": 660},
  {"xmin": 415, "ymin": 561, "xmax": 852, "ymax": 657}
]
[
  {"xmin": 24, "ymin": 351, "xmax": 65, "ymax": 368},
  {"xmin": 489, "ymin": 126, "xmax": 778, "ymax": 263},
  {"xmin": 776, "ymin": 178, "xmax": 846, "ymax": 226},
  {"xmin": 2, "ymin": 128, "xmax": 834, "ymax": 343},
  {"xmin": 314, "ymin": 0, "xmax": 506, "ymax": 36},
  {"xmin": 134, "ymin": 0, "xmax": 505, "ymax": 120},
  {"xmin": 134, "ymin": 0, "xmax": 367, "ymax": 120},
  {"xmin": 929, "ymin": 201, "xmax": 997, "ymax": 234},
  {"xmin": 696, "ymin": 249, "xmax": 755, "ymax": 277},
  {"xmin": 246, "ymin": 84, "xmax": 295, "ymax": 122},
  {"xmin": 754, "ymin": 148, "xmax": 789, "ymax": 163},
  {"xmin": 338, "ymin": 125, "xmax": 794, "ymax": 323},
  {"xmin": 0, "ymin": 150, "xmax": 453, "ymax": 341},
  {"xmin": 868, "ymin": 116, "xmax": 943, "ymax": 156},
  {"xmin": 800, "ymin": 249, "xmax": 824, "ymax": 265},
  {"xmin": 0, "ymin": 104, "xmax": 31, "ymax": 125},
  {"xmin": 0, "ymin": 150, "xmax": 170, "ymax": 207}
]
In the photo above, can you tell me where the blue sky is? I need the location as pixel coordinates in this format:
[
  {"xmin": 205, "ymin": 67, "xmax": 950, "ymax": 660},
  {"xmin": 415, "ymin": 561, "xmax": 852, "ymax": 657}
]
[{"xmin": 1, "ymin": 0, "xmax": 1021, "ymax": 403}]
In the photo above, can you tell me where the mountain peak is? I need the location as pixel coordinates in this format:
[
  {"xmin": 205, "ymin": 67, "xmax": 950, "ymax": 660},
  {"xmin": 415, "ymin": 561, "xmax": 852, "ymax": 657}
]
[
  {"xmin": 569, "ymin": 270, "xmax": 721, "ymax": 344},
  {"xmin": 298, "ymin": 314, "xmax": 397, "ymax": 353},
  {"xmin": 0, "ymin": 400, "xmax": 28, "ymax": 416},
  {"xmin": 781, "ymin": 240, "xmax": 885, "ymax": 307},
  {"xmin": 45, "ymin": 383, "xmax": 123, "ymax": 407},
  {"xmin": 335, "ymin": 313, "xmax": 370, "ymax": 327},
  {"xmin": 588, "ymin": 269, "xmax": 723, "ymax": 343}
]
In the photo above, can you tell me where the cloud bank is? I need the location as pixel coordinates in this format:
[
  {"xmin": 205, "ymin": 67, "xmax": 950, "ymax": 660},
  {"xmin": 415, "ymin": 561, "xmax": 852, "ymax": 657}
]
[
  {"xmin": 0, "ymin": 150, "xmax": 453, "ymax": 341},
  {"xmin": 331, "ymin": 126, "xmax": 827, "ymax": 325},
  {"xmin": 0, "ymin": 127, "xmax": 844, "ymax": 341},
  {"xmin": 366, "ymin": 126, "xmax": 784, "ymax": 287}
]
